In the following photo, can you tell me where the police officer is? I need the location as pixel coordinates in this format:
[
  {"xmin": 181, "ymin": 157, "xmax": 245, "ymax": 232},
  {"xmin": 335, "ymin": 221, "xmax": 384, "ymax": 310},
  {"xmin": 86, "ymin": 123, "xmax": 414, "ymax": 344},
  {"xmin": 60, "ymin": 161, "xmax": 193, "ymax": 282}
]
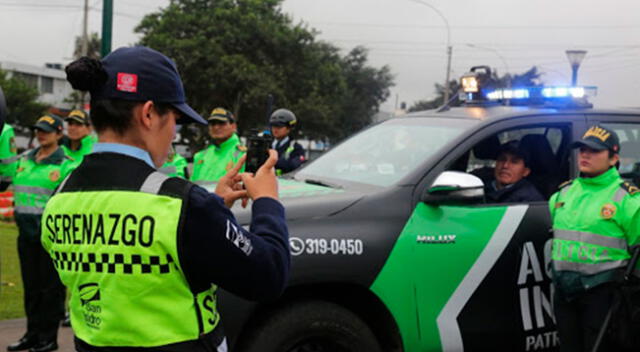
[
  {"xmin": 0, "ymin": 86, "xmax": 18, "ymax": 190},
  {"xmin": 550, "ymin": 125, "xmax": 640, "ymax": 352},
  {"xmin": 9, "ymin": 114, "xmax": 72, "ymax": 352},
  {"xmin": 42, "ymin": 47, "xmax": 289, "ymax": 352},
  {"xmin": 270, "ymin": 108, "xmax": 305, "ymax": 175},
  {"xmin": 159, "ymin": 145, "xmax": 188, "ymax": 178},
  {"xmin": 60, "ymin": 109, "xmax": 96, "ymax": 165},
  {"xmin": 191, "ymin": 107, "xmax": 245, "ymax": 186}
]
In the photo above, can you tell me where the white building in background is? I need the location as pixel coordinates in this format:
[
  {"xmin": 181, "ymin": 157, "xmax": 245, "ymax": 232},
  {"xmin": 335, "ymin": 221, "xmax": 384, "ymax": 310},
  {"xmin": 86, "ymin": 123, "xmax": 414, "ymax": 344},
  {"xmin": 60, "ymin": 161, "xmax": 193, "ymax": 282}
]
[{"xmin": 0, "ymin": 61, "xmax": 74, "ymax": 109}]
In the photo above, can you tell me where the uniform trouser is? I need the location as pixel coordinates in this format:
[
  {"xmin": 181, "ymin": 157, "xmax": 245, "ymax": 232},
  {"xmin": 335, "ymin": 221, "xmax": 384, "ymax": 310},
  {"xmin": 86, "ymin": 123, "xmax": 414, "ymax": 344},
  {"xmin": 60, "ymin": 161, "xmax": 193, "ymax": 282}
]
[
  {"xmin": 553, "ymin": 284, "xmax": 618, "ymax": 352},
  {"xmin": 17, "ymin": 235, "xmax": 65, "ymax": 343}
]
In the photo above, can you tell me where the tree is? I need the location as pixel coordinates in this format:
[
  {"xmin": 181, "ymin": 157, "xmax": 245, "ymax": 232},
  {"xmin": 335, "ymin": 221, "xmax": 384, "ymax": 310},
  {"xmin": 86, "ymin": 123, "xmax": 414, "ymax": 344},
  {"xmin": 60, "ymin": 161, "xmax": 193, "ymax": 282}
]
[
  {"xmin": 135, "ymin": 0, "xmax": 393, "ymax": 146},
  {"xmin": 409, "ymin": 66, "xmax": 542, "ymax": 112},
  {"xmin": 67, "ymin": 32, "xmax": 102, "ymax": 108},
  {"xmin": 0, "ymin": 69, "xmax": 47, "ymax": 128}
]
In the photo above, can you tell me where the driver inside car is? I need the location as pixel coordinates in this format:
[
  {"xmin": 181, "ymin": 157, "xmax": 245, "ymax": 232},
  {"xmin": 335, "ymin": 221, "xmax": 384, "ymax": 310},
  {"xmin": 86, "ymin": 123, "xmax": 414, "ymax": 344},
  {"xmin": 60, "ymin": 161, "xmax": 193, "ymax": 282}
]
[{"xmin": 485, "ymin": 140, "xmax": 544, "ymax": 203}]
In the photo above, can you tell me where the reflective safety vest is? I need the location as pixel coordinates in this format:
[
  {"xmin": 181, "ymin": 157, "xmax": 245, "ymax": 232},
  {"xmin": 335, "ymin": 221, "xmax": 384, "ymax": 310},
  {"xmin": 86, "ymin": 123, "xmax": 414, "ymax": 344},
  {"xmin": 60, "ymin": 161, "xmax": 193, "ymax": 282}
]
[
  {"xmin": 550, "ymin": 167, "xmax": 640, "ymax": 295},
  {"xmin": 13, "ymin": 147, "xmax": 70, "ymax": 216},
  {"xmin": 62, "ymin": 134, "xmax": 97, "ymax": 168},
  {"xmin": 0, "ymin": 124, "xmax": 18, "ymax": 183},
  {"xmin": 41, "ymin": 172, "xmax": 219, "ymax": 347},
  {"xmin": 191, "ymin": 134, "xmax": 245, "ymax": 187},
  {"xmin": 159, "ymin": 151, "xmax": 188, "ymax": 178}
]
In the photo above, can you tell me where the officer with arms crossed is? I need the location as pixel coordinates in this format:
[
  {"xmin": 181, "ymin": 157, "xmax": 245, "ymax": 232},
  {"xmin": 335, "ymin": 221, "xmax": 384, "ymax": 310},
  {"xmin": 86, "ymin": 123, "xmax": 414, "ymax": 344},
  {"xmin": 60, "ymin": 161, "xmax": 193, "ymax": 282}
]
[
  {"xmin": 485, "ymin": 140, "xmax": 544, "ymax": 203},
  {"xmin": 9, "ymin": 115, "xmax": 72, "ymax": 352},
  {"xmin": 42, "ymin": 47, "xmax": 290, "ymax": 352},
  {"xmin": 270, "ymin": 109, "xmax": 305, "ymax": 175},
  {"xmin": 550, "ymin": 125, "xmax": 640, "ymax": 352},
  {"xmin": 191, "ymin": 108, "xmax": 245, "ymax": 186}
]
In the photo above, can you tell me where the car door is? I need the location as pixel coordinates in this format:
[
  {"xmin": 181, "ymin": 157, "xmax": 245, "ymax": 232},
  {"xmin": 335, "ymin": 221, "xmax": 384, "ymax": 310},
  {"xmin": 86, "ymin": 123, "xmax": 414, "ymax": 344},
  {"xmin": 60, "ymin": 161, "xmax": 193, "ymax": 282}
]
[{"xmin": 406, "ymin": 116, "xmax": 583, "ymax": 352}]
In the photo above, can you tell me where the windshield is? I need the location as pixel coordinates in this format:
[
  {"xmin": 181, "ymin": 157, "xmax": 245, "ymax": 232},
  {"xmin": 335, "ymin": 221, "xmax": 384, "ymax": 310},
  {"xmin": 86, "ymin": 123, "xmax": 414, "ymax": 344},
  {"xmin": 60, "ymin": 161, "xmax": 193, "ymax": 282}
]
[{"xmin": 296, "ymin": 117, "xmax": 474, "ymax": 187}]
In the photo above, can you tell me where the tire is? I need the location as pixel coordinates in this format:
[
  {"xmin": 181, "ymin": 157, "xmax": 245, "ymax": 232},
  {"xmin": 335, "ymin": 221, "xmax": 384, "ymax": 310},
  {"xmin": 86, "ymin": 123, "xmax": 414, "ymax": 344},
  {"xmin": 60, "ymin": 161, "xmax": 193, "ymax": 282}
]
[{"xmin": 238, "ymin": 300, "xmax": 383, "ymax": 352}]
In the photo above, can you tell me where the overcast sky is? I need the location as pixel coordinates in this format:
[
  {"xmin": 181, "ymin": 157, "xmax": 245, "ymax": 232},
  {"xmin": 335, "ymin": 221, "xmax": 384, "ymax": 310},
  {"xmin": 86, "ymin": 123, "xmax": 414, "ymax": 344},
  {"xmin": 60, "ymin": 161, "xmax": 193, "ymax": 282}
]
[{"xmin": 1, "ymin": 0, "xmax": 639, "ymax": 112}]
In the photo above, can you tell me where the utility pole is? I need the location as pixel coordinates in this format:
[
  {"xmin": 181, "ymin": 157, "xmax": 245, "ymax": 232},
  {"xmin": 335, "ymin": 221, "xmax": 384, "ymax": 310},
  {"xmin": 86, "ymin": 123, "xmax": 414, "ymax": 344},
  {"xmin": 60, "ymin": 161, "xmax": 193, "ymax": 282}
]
[
  {"xmin": 82, "ymin": 0, "xmax": 89, "ymax": 56},
  {"xmin": 444, "ymin": 45, "xmax": 452, "ymax": 104},
  {"xmin": 101, "ymin": 0, "xmax": 113, "ymax": 57}
]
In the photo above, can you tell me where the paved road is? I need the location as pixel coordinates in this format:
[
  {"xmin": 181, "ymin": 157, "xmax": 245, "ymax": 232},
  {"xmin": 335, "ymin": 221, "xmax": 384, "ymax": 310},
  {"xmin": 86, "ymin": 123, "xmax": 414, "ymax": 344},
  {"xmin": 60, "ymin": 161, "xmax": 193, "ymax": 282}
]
[{"xmin": 0, "ymin": 319, "xmax": 74, "ymax": 352}]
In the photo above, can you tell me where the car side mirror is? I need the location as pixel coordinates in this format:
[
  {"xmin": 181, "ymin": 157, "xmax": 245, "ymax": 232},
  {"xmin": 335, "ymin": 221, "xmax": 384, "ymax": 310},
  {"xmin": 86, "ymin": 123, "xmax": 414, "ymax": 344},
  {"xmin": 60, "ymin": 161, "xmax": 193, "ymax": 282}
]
[{"xmin": 423, "ymin": 171, "xmax": 485, "ymax": 205}]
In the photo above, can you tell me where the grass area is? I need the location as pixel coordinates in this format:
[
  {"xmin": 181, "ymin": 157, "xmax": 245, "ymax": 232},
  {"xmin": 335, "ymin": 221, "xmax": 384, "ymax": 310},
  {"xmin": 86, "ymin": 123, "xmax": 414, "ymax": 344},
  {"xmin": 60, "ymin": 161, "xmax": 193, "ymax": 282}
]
[{"xmin": 0, "ymin": 221, "xmax": 24, "ymax": 320}]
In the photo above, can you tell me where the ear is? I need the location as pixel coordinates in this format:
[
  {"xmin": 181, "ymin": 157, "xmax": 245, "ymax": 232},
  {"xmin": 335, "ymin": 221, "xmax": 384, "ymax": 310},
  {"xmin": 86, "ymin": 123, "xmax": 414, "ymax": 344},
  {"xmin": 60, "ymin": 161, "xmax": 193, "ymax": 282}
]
[
  {"xmin": 139, "ymin": 101, "xmax": 155, "ymax": 130},
  {"xmin": 523, "ymin": 167, "xmax": 531, "ymax": 177},
  {"xmin": 610, "ymin": 153, "xmax": 620, "ymax": 167}
]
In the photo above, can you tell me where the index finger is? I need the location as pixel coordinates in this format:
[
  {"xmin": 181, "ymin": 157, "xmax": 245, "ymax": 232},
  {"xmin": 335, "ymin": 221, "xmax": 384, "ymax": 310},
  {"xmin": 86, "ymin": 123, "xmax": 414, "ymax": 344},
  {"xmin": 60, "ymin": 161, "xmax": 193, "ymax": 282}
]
[{"xmin": 229, "ymin": 155, "xmax": 247, "ymax": 175}]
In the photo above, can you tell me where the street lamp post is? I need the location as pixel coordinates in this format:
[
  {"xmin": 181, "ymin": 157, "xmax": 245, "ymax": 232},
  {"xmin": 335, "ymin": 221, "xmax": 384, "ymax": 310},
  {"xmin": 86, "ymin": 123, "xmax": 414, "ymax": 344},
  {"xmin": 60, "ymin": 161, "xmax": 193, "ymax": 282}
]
[
  {"xmin": 407, "ymin": 0, "xmax": 452, "ymax": 105},
  {"xmin": 565, "ymin": 50, "xmax": 587, "ymax": 86}
]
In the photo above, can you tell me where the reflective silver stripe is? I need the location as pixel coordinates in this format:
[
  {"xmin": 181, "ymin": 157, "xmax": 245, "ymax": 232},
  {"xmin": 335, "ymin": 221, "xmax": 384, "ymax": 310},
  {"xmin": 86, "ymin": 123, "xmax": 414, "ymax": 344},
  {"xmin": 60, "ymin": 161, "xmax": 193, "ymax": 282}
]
[
  {"xmin": 554, "ymin": 229, "xmax": 628, "ymax": 250},
  {"xmin": 159, "ymin": 165, "xmax": 177, "ymax": 175},
  {"xmin": 613, "ymin": 187, "xmax": 627, "ymax": 203},
  {"xmin": 0, "ymin": 155, "xmax": 20, "ymax": 164},
  {"xmin": 195, "ymin": 180, "xmax": 217, "ymax": 187},
  {"xmin": 140, "ymin": 172, "xmax": 168, "ymax": 195},
  {"xmin": 0, "ymin": 176, "xmax": 11, "ymax": 183},
  {"xmin": 14, "ymin": 205, "xmax": 44, "ymax": 215},
  {"xmin": 13, "ymin": 185, "xmax": 54, "ymax": 196},
  {"xmin": 53, "ymin": 174, "xmax": 73, "ymax": 196},
  {"xmin": 554, "ymin": 259, "xmax": 628, "ymax": 275}
]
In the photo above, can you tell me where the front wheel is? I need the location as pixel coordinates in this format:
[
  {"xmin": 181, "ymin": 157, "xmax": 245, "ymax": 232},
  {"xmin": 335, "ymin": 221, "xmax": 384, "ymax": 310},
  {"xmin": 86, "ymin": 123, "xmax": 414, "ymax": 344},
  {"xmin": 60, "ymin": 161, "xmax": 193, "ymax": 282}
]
[{"xmin": 237, "ymin": 300, "xmax": 383, "ymax": 352}]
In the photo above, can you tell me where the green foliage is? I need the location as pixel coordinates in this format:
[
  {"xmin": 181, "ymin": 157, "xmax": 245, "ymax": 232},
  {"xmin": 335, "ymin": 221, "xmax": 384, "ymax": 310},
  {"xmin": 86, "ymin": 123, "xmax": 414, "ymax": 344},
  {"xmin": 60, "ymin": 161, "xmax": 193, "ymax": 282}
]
[
  {"xmin": 135, "ymin": 0, "xmax": 393, "ymax": 145},
  {"xmin": 409, "ymin": 66, "xmax": 542, "ymax": 112},
  {"xmin": 73, "ymin": 32, "xmax": 102, "ymax": 60},
  {"xmin": 0, "ymin": 222, "xmax": 24, "ymax": 320},
  {"xmin": 0, "ymin": 70, "xmax": 47, "ymax": 127}
]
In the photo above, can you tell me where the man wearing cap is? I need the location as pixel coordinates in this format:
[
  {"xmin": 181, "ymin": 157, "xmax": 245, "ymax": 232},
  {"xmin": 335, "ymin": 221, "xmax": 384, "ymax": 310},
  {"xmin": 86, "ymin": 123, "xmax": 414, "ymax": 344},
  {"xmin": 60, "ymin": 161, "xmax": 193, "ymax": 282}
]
[
  {"xmin": 485, "ymin": 140, "xmax": 544, "ymax": 203},
  {"xmin": 60, "ymin": 109, "xmax": 96, "ymax": 165},
  {"xmin": 550, "ymin": 125, "xmax": 640, "ymax": 352},
  {"xmin": 8, "ymin": 114, "xmax": 73, "ymax": 352},
  {"xmin": 191, "ymin": 107, "xmax": 246, "ymax": 186}
]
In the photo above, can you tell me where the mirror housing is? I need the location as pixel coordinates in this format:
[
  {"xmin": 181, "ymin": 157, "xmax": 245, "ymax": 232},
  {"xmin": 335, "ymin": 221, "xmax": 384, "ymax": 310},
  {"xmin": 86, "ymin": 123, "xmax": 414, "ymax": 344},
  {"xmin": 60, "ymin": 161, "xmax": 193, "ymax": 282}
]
[{"xmin": 423, "ymin": 171, "xmax": 485, "ymax": 205}]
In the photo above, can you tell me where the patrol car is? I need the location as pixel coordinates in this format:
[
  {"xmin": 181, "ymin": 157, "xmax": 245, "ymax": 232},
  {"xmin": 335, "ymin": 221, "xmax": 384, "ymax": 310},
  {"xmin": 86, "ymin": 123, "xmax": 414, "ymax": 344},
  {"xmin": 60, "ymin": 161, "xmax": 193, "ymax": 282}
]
[{"xmin": 220, "ymin": 68, "xmax": 640, "ymax": 352}]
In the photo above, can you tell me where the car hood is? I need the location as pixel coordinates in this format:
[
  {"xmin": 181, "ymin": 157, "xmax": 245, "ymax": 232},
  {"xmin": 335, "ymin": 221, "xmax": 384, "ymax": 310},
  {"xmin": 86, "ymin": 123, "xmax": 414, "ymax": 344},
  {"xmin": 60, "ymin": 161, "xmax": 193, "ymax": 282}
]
[{"xmin": 231, "ymin": 178, "xmax": 364, "ymax": 225}]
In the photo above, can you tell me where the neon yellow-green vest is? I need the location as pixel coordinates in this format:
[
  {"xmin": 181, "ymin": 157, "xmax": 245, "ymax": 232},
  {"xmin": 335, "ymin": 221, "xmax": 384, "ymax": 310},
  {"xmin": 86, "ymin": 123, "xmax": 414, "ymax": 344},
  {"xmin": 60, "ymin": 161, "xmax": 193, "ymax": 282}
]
[
  {"xmin": 0, "ymin": 124, "xmax": 18, "ymax": 183},
  {"xmin": 159, "ymin": 151, "xmax": 188, "ymax": 178},
  {"xmin": 41, "ymin": 172, "xmax": 219, "ymax": 347},
  {"xmin": 550, "ymin": 167, "xmax": 640, "ymax": 294},
  {"xmin": 191, "ymin": 133, "xmax": 245, "ymax": 187},
  {"xmin": 62, "ymin": 134, "xmax": 97, "ymax": 167},
  {"xmin": 13, "ymin": 147, "xmax": 71, "ymax": 217}
]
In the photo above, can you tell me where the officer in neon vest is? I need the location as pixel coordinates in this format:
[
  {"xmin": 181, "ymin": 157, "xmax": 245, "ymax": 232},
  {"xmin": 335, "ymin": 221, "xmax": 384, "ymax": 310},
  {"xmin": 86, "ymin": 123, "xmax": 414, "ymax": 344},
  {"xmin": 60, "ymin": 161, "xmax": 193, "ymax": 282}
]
[
  {"xmin": 550, "ymin": 125, "xmax": 640, "ymax": 352},
  {"xmin": 159, "ymin": 146, "xmax": 188, "ymax": 178},
  {"xmin": 191, "ymin": 108, "xmax": 246, "ymax": 187},
  {"xmin": 41, "ymin": 47, "xmax": 289, "ymax": 352},
  {"xmin": 270, "ymin": 109, "xmax": 305, "ymax": 175},
  {"xmin": 0, "ymin": 86, "xmax": 17, "ymax": 190},
  {"xmin": 61, "ymin": 109, "xmax": 97, "ymax": 166},
  {"xmin": 9, "ymin": 114, "xmax": 73, "ymax": 352}
]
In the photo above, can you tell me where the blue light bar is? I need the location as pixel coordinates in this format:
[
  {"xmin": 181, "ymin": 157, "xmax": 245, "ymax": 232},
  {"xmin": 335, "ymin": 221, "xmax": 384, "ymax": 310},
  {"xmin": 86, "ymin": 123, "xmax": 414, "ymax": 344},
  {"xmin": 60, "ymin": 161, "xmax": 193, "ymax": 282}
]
[
  {"xmin": 484, "ymin": 86, "xmax": 597, "ymax": 102},
  {"xmin": 485, "ymin": 88, "xmax": 530, "ymax": 100}
]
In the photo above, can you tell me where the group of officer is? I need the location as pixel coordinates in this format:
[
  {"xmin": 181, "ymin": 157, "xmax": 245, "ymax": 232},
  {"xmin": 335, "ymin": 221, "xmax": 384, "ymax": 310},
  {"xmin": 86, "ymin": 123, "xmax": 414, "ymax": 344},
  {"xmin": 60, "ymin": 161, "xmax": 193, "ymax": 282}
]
[{"xmin": 1, "ymin": 46, "xmax": 303, "ymax": 352}]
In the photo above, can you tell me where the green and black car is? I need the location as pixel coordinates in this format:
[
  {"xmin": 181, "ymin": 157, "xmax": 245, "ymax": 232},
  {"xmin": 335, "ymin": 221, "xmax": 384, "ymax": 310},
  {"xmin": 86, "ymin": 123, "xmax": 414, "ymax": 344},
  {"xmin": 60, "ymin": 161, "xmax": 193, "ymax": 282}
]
[{"xmin": 220, "ymin": 78, "xmax": 640, "ymax": 352}]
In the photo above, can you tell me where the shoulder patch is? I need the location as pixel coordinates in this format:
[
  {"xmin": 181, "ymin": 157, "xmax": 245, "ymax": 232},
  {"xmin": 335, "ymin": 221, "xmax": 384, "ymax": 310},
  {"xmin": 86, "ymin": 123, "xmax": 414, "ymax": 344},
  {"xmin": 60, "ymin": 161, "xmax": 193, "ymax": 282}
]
[
  {"xmin": 558, "ymin": 180, "xmax": 573, "ymax": 190},
  {"xmin": 620, "ymin": 181, "xmax": 640, "ymax": 196},
  {"xmin": 237, "ymin": 145, "xmax": 247, "ymax": 152}
]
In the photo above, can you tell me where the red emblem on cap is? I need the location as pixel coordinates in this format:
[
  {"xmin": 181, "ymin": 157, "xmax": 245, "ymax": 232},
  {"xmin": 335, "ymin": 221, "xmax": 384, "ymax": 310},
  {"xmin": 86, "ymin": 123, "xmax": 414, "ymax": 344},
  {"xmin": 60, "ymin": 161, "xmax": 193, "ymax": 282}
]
[{"xmin": 117, "ymin": 73, "xmax": 138, "ymax": 93}]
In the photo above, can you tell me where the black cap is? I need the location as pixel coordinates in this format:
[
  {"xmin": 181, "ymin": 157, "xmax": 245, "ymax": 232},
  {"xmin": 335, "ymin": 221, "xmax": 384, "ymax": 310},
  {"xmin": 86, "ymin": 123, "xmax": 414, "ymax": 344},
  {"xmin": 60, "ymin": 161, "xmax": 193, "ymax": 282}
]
[
  {"xmin": 66, "ymin": 109, "xmax": 90, "ymax": 125},
  {"xmin": 571, "ymin": 125, "xmax": 620, "ymax": 153},
  {"xmin": 33, "ymin": 114, "xmax": 63, "ymax": 132},
  {"xmin": 498, "ymin": 140, "xmax": 531, "ymax": 167},
  {"xmin": 207, "ymin": 107, "xmax": 235, "ymax": 123},
  {"xmin": 93, "ymin": 46, "xmax": 206, "ymax": 125}
]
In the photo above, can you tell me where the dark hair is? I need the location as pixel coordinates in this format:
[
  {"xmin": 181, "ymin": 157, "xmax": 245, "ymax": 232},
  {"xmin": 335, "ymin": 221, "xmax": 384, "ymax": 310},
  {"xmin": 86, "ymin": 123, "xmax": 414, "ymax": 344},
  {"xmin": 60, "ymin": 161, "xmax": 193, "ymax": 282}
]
[{"xmin": 66, "ymin": 57, "xmax": 173, "ymax": 135}]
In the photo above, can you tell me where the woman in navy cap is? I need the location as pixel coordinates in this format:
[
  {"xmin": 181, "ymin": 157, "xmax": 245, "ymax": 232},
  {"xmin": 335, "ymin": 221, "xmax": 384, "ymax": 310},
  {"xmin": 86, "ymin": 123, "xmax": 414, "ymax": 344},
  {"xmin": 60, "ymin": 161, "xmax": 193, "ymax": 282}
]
[
  {"xmin": 40, "ymin": 46, "xmax": 289, "ymax": 352},
  {"xmin": 9, "ymin": 114, "xmax": 73, "ymax": 352}
]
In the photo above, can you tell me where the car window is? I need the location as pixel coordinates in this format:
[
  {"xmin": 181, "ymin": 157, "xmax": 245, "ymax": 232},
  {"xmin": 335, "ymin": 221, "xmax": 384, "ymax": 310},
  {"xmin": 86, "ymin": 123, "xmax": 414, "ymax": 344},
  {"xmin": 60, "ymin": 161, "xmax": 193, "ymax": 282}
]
[
  {"xmin": 297, "ymin": 118, "xmax": 474, "ymax": 187},
  {"xmin": 450, "ymin": 124, "xmax": 570, "ymax": 201},
  {"xmin": 600, "ymin": 123, "xmax": 640, "ymax": 184}
]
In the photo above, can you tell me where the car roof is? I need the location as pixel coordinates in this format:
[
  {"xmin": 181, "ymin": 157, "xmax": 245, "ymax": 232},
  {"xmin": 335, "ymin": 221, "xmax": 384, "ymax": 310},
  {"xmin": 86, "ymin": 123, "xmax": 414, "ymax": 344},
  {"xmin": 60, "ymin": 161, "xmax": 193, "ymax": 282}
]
[{"xmin": 401, "ymin": 105, "xmax": 640, "ymax": 122}]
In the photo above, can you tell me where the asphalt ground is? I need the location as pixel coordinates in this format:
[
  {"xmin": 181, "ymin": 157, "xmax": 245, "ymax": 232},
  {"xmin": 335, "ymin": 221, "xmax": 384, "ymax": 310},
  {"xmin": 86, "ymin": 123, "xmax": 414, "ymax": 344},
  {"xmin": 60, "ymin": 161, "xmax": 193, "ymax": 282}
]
[{"xmin": 0, "ymin": 319, "xmax": 74, "ymax": 352}]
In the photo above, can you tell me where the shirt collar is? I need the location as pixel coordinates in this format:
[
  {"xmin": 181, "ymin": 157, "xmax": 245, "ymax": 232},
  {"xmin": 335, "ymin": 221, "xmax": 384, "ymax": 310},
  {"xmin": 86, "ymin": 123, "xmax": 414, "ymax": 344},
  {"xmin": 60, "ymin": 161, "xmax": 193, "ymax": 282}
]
[
  {"xmin": 92, "ymin": 143, "xmax": 155, "ymax": 168},
  {"xmin": 273, "ymin": 136, "xmax": 289, "ymax": 149},
  {"xmin": 578, "ymin": 167, "xmax": 620, "ymax": 186},
  {"xmin": 214, "ymin": 133, "xmax": 239, "ymax": 149}
]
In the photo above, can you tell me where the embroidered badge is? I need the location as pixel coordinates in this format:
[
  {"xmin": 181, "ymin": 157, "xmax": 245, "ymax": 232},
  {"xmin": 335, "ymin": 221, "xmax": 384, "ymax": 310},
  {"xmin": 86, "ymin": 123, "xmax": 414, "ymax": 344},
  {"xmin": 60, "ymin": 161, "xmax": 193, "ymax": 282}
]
[
  {"xmin": 116, "ymin": 73, "xmax": 138, "ymax": 93},
  {"xmin": 601, "ymin": 203, "xmax": 616, "ymax": 219},
  {"xmin": 555, "ymin": 202, "xmax": 565, "ymax": 209},
  {"xmin": 16, "ymin": 167, "xmax": 24, "ymax": 173},
  {"xmin": 197, "ymin": 159, "xmax": 204, "ymax": 165},
  {"xmin": 49, "ymin": 170, "xmax": 60, "ymax": 182}
]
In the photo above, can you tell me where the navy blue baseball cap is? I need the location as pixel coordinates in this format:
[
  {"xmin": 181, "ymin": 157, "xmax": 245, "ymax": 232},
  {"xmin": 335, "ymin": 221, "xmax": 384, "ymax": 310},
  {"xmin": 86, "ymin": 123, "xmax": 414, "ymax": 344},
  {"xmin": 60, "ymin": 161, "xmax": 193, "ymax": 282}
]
[{"xmin": 93, "ymin": 46, "xmax": 206, "ymax": 125}]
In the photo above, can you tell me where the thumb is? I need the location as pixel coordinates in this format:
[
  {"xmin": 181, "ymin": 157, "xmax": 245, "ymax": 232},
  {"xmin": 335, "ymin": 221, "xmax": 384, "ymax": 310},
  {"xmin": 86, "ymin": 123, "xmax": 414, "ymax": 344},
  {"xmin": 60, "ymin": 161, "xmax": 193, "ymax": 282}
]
[{"xmin": 258, "ymin": 149, "xmax": 278, "ymax": 173}]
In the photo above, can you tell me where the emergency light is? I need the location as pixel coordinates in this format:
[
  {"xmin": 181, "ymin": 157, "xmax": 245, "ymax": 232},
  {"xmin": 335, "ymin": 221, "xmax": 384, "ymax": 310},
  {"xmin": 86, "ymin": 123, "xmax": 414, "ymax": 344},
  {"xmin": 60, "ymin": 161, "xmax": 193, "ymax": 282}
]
[{"xmin": 484, "ymin": 86, "xmax": 597, "ymax": 102}]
